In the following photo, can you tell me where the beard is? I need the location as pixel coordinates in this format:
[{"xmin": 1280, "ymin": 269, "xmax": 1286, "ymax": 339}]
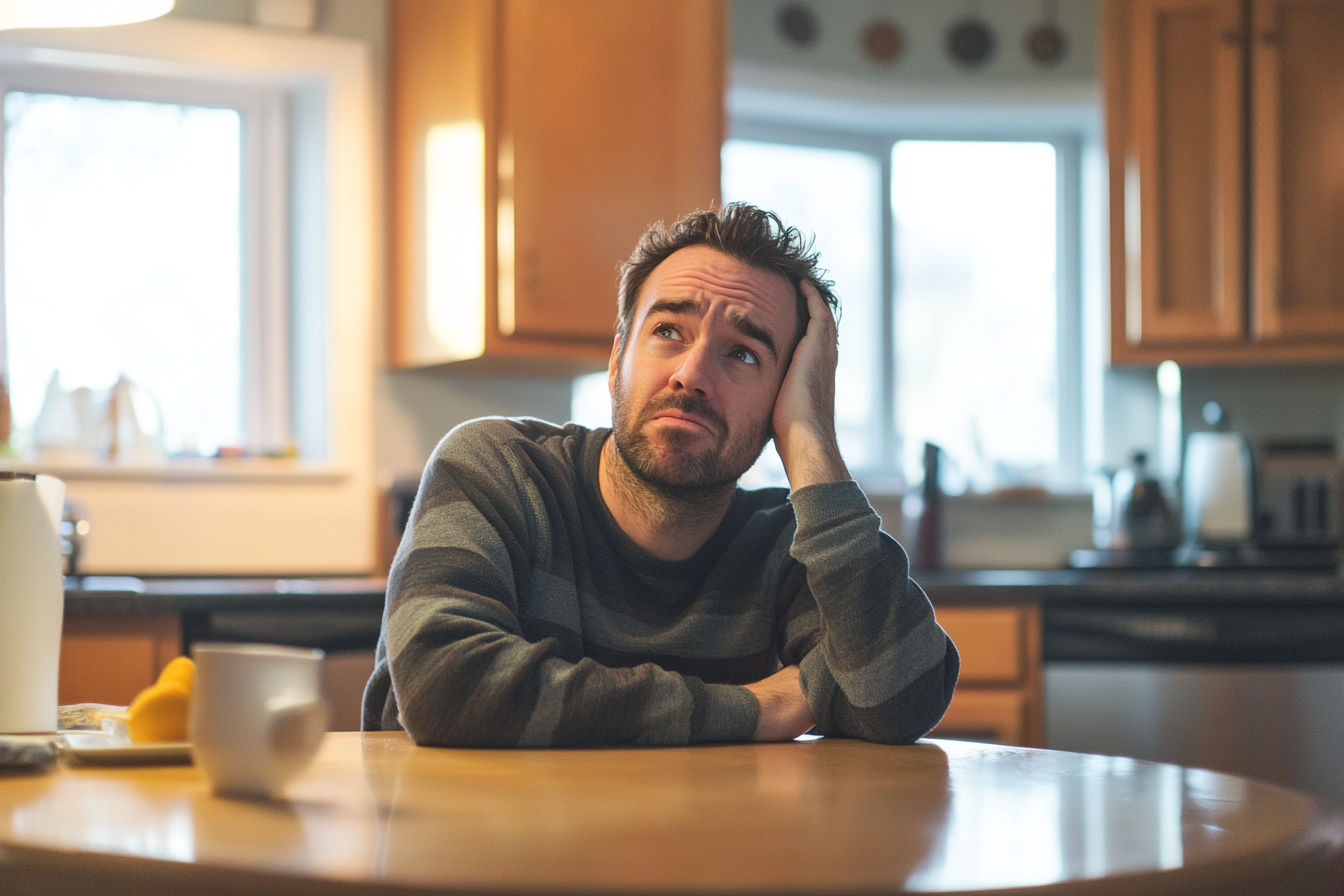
[{"xmin": 609, "ymin": 374, "xmax": 771, "ymax": 496}]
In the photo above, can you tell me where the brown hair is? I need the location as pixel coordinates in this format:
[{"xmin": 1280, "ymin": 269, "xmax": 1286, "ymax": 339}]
[{"xmin": 614, "ymin": 202, "xmax": 838, "ymax": 358}]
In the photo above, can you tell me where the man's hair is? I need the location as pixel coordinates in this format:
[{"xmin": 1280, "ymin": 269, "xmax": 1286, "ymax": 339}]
[{"xmin": 614, "ymin": 202, "xmax": 839, "ymax": 358}]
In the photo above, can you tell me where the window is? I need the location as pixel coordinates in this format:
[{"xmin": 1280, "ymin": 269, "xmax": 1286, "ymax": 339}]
[
  {"xmin": 4, "ymin": 89, "xmax": 252, "ymax": 457},
  {"xmin": 719, "ymin": 119, "xmax": 1091, "ymax": 493},
  {"xmin": 0, "ymin": 59, "xmax": 301, "ymax": 462},
  {"xmin": 0, "ymin": 18, "xmax": 376, "ymax": 575}
]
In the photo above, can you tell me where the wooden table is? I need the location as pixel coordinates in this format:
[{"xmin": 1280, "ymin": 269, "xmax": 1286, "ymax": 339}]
[{"xmin": 1, "ymin": 732, "xmax": 1341, "ymax": 895}]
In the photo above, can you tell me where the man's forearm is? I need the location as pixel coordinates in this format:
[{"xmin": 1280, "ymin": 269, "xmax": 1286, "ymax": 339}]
[
  {"xmin": 386, "ymin": 582, "xmax": 760, "ymax": 747},
  {"xmin": 784, "ymin": 481, "xmax": 959, "ymax": 744}
]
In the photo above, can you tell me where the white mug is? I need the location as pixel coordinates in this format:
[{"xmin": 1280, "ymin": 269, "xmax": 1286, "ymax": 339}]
[{"xmin": 189, "ymin": 643, "xmax": 328, "ymax": 798}]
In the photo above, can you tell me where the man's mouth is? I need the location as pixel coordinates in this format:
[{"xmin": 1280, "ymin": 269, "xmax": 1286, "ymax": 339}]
[
  {"xmin": 652, "ymin": 411, "xmax": 714, "ymax": 434},
  {"xmin": 642, "ymin": 398, "xmax": 724, "ymax": 440}
]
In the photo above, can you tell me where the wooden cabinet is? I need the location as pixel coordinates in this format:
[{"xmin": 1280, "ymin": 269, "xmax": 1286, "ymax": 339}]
[
  {"xmin": 1106, "ymin": 0, "xmax": 1344, "ymax": 364},
  {"xmin": 930, "ymin": 604, "xmax": 1043, "ymax": 747},
  {"xmin": 59, "ymin": 614, "xmax": 182, "ymax": 706},
  {"xmin": 390, "ymin": 0, "xmax": 725, "ymax": 374}
]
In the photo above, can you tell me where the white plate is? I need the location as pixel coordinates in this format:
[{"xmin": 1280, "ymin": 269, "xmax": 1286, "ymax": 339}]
[{"xmin": 62, "ymin": 732, "xmax": 192, "ymax": 765}]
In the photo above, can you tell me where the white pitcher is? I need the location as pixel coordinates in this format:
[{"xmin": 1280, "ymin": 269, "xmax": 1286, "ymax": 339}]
[{"xmin": 0, "ymin": 473, "xmax": 66, "ymax": 733}]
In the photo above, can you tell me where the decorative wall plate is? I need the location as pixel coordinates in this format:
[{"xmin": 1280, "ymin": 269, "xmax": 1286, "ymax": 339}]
[
  {"xmin": 861, "ymin": 19, "xmax": 905, "ymax": 64},
  {"xmin": 1025, "ymin": 23, "xmax": 1066, "ymax": 64},
  {"xmin": 946, "ymin": 17, "xmax": 995, "ymax": 67},
  {"xmin": 776, "ymin": 3, "xmax": 819, "ymax": 47}
]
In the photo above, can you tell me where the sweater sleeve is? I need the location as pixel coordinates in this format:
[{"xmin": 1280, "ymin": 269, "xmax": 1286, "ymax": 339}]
[
  {"xmin": 364, "ymin": 420, "xmax": 759, "ymax": 748},
  {"xmin": 781, "ymin": 480, "xmax": 959, "ymax": 744}
]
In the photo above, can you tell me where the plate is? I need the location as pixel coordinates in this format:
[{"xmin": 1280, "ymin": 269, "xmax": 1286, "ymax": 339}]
[
  {"xmin": 62, "ymin": 732, "xmax": 193, "ymax": 765},
  {"xmin": 0, "ymin": 735, "xmax": 61, "ymax": 769}
]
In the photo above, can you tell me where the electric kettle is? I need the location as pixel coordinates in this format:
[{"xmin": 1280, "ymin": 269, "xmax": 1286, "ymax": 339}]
[
  {"xmin": 0, "ymin": 472, "xmax": 66, "ymax": 733},
  {"xmin": 1183, "ymin": 431, "xmax": 1254, "ymax": 545}
]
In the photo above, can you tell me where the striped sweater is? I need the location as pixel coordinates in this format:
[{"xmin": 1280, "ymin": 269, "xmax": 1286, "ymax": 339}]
[{"xmin": 362, "ymin": 417, "xmax": 958, "ymax": 746}]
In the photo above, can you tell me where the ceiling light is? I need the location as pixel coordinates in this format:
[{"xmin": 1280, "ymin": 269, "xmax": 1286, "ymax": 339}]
[{"xmin": 0, "ymin": 0, "xmax": 175, "ymax": 30}]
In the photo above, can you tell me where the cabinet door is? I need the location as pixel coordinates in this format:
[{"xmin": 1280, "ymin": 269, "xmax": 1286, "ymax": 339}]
[
  {"xmin": 1112, "ymin": 0, "xmax": 1245, "ymax": 354},
  {"xmin": 60, "ymin": 615, "xmax": 182, "ymax": 706},
  {"xmin": 931, "ymin": 690, "xmax": 1032, "ymax": 746},
  {"xmin": 499, "ymin": 0, "xmax": 724, "ymax": 345},
  {"xmin": 1251, "ymin": 0, "xmax": 1344, "ymax": 341},
  {"xmin": 933, "ymin": 604, "xmax": 1043, "ymax": 747},
  {"xmin": 390, "ymin": 0, "xmax": 724, "ymax": 372}
]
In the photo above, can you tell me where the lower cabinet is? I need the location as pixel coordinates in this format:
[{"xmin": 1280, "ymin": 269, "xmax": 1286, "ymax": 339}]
[
  {"xmin": 60, "ymin": 613, "xmax": 374, "ymax": 730},
  {"xmin": 930, "ymin": 603, "xmax": 1043, "ymax": 747},
  {"xmin": 59, "ymin": 614, "xmax": 183, "ymax": 707}
]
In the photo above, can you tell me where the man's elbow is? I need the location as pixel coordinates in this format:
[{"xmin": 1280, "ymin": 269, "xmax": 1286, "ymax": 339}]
[{"xmin": 830, "ymin": 651, "xmax": 960, "ymax": 745}]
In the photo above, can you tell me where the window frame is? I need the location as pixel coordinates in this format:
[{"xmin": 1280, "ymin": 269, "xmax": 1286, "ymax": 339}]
[
  {"xmin": 0, "ymin": 64, "xmax": 292, "ymax": 457},
  {"xmin": 726, "ymin": 113, "xmax": 1093, "ymax": 491}
]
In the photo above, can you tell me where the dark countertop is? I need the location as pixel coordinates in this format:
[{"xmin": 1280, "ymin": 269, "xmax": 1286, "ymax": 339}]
[
  {"xmin": 64, "ymin": 576, "xmax": 388, "ymax": 615},
  {"xmin": 63, "ymin": 568, "xmax": 1344, "ymax": 614},
  {"xmin": 918, "ymin": 567, "xmax": 1344, "ymax": 606},
  {"xmin": 64, "ymin": 570, "xmax": 1344, "ymax": 660}
]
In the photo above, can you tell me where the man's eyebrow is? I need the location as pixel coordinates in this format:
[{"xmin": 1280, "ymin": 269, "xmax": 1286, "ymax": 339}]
[
  {"xmin": 645, "ymin": 298, "xmax": 705, "ymax": 319},
  {"xmin": 726, "ymin": 309, "xmax": 778, "ymax": 362}
]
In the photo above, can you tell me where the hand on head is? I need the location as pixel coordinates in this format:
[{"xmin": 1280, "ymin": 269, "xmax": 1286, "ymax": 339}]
[{"xmin": 772, "ymin": 280, "xmax": 849, "ymax": 490}]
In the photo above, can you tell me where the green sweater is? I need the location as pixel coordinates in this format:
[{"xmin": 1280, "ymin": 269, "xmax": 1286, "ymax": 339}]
[{"xmin": 363, "ymin": 417, "xmax": 958, "ymax": 746}]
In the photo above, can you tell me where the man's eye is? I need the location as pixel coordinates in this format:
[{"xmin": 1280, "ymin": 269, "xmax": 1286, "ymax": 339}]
[
  {"xmin": 731, "ymin": 347, "xmax": 759, "ymax": 366},
  {"xmin": 654, "ymin": 324, "xmax": 680, "ymax": 340}
]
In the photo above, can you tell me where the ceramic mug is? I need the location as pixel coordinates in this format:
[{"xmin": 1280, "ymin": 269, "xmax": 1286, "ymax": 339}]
[{"xmin": 189, "ymin": 643, "xmax": 328, "ymax": 798}]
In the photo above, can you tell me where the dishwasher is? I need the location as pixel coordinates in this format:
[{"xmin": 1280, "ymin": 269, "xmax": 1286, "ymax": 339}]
[{"xmin": 1043, "ymin": 601, "xmax": 1344, "ymax": 807}]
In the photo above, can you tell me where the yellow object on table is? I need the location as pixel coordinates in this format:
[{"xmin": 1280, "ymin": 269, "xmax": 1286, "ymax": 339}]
[{"xmin": 125, "ymin": 656, "xmax": 195, "ymax": 743}]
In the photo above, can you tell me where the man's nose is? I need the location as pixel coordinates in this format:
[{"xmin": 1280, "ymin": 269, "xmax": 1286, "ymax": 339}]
[{"xmin": 669, "ymin": 343, "xmax": 715, "ymax": 396}]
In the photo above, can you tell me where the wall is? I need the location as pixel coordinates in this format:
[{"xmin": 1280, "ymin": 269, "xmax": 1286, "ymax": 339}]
[{"xmin": 732, "ymin": 0, "xmax": 1098, "ymax": 87}]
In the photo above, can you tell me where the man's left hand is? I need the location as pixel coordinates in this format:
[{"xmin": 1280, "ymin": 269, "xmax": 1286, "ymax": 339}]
[{"xmin": 772, "ymin": 279, "xmax": 849, "ymax": 490}]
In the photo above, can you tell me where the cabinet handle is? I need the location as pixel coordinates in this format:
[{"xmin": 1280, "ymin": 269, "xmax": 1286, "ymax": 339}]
[{"xmin": 1259, "ymin": 30, "xmax": 1280, "ymax": 44}]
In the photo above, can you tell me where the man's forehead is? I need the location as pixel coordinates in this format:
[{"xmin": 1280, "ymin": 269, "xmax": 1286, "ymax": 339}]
[{"xmin": 637, "ymin": 246, "xmax": 796, "ymax": 319}]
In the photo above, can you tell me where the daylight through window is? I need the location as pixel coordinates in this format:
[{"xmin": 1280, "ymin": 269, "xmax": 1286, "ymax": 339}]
[{"xmin": 3, "ymin": 90, "xmax": 246, "ymax": 458}]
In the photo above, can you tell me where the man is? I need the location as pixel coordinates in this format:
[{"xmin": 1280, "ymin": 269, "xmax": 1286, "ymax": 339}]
[{"xmin": 363, "ymin": 202, "xmax": 958, "ymax": 746}]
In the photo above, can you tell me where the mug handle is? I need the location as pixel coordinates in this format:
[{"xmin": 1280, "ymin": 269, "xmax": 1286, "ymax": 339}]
[{"xmin": 266, "ymin": 695, "xmax": 328, "ymax": 770}]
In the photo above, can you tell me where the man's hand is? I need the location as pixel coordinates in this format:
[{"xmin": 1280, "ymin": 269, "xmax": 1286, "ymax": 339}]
[
  {"xmin": 744, "ymin": 665, "xmax": 816, "ymax": 741},
  {"xmin": 772, "ymin": 280, "xmax": 849, "ymax": 490}
]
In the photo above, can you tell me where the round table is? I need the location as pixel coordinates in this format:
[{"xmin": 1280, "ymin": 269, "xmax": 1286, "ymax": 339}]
[{"xmin": 0, "ymin": 732, "xmax": 1341, "ymax": 894}]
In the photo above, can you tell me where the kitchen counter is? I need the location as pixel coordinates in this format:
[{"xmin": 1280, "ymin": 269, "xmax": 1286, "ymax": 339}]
[
  {"xmin": 63, "ymin": 575, "xmax": 388, "ymax": 615},
  {"xmin": 60, "ymin": 567, "xmax": 1344, "ymax": 669},
  {"xmin": 62, "ymin": 568, "xmax": 1344, "ymax": 614},
  {"xmin": 919, "ymin": 567, "xmax": 1344, "ymax": 606}
]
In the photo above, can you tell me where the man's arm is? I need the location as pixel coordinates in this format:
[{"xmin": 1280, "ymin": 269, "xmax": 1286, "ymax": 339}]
[{"xmin": 756, "ymin": 282, "xmax": 959, "ymax": 744}]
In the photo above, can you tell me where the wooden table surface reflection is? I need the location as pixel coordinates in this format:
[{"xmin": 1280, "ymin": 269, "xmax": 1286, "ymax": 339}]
[{"xmin": 1, "ymin": 732, "xmax": 1342, "ymax": 895}]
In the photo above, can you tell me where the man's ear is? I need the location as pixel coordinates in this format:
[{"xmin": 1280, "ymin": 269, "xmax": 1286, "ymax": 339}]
[{"xmin": 607, "ymin": 335, "xmax": 620, "ymax": 395}]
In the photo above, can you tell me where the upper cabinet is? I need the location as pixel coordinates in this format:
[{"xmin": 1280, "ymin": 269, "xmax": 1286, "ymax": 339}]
[
  {"xmin": 1106, "ymin": 0, "xmax": 1344, "ymax": 364},
  {"xmin": 390, "ymin": 0, "xmax": 726, "ymax": 373}
]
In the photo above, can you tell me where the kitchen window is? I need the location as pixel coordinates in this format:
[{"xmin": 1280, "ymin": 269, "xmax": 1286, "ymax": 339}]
[
  {"xmin": 1, "ymin": 81, "xmax": 281, "ymax": 459},
  {"xmin": 716, "ymin": 119, "xmax": 1091, "ymax": 493}
]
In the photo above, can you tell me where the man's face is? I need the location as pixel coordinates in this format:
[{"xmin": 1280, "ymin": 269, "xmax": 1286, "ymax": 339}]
[{"xmin": 609, "ymin": 245, "xmax": 798, "ymax": 493}]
